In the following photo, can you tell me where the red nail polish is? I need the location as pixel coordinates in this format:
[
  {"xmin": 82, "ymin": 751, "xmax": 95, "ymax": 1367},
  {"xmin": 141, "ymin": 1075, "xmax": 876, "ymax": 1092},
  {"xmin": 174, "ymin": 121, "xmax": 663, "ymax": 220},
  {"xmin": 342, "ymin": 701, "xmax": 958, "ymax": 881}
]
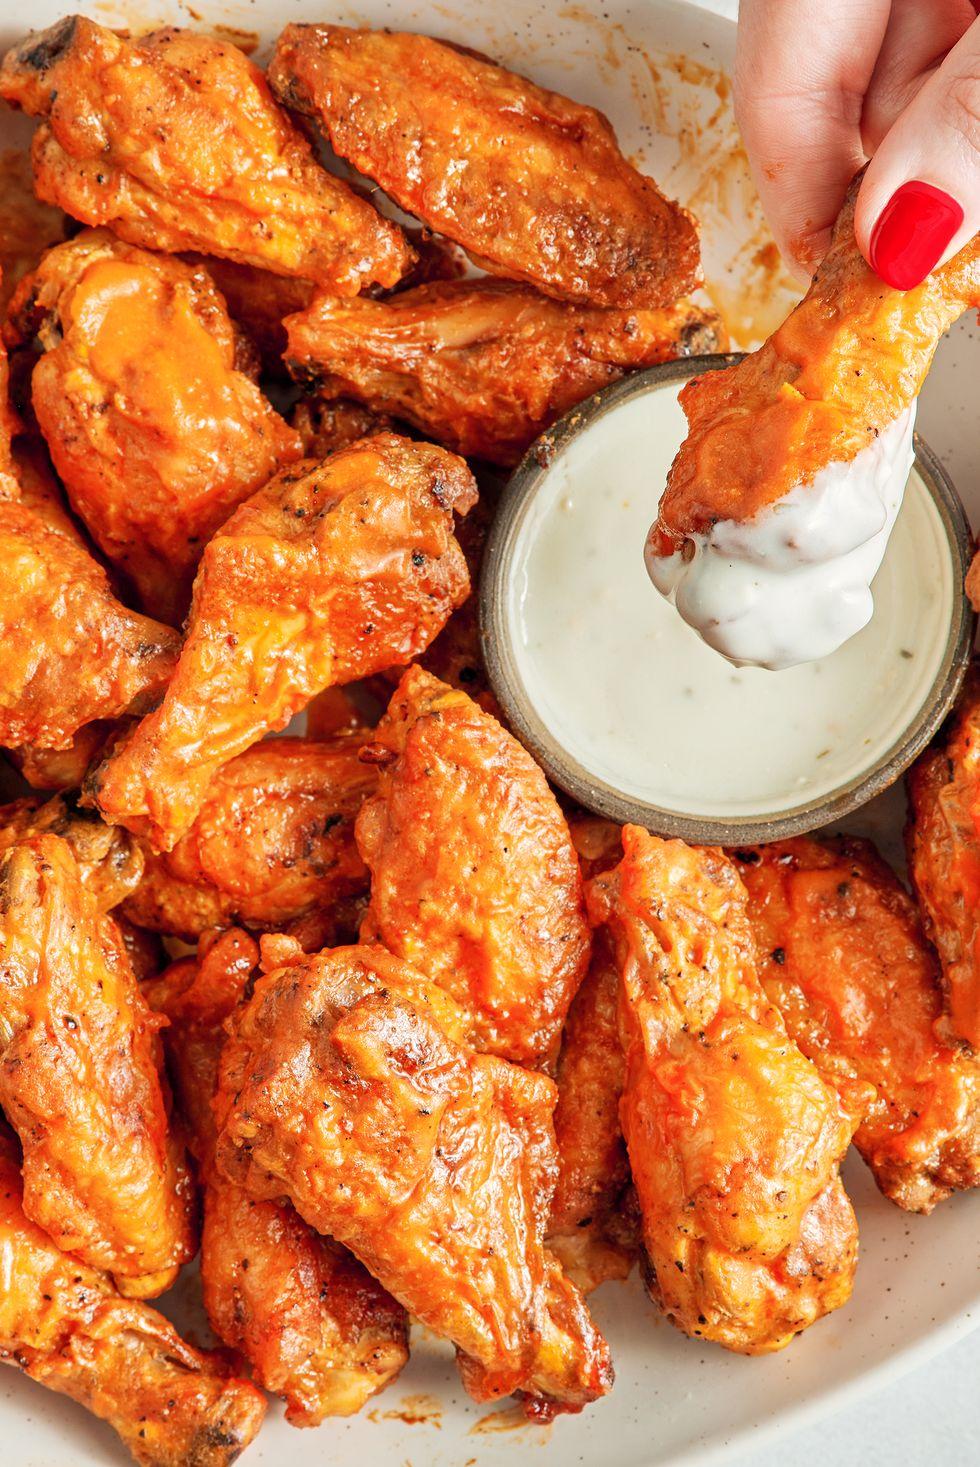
[{"xmin": 869, "ymin": 181, "xmax": 964, "ymax": 290}]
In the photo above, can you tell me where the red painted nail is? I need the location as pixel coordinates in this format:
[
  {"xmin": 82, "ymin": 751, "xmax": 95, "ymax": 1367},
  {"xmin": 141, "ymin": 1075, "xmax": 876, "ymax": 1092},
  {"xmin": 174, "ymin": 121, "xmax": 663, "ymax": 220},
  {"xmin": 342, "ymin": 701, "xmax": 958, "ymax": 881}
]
[{"xmin": 869, "ymin": 181, "xmax": 964, "ymax": 290}]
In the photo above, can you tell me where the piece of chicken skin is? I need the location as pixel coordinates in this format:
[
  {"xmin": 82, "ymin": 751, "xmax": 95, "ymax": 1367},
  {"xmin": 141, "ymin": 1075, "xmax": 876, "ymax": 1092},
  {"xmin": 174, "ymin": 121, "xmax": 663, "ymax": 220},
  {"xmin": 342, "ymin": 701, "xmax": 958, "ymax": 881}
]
[
  {"xmin": 588, "ymin": 828, "xmax": 858, "ymax": 1354},
  {"xmin": 87, "ymin": 435, "xmax": 476, "ymax": 852},
  {"xmin": 355, "ymin": 667, "xmax": 590, "ymax": 1067},
  {"xmin": 734, "ymin": 836, "xmax": 980, "ymax": 1212},
  {"xmin": 0, "ymin": 488, "xmax": 180, "ymax": 749},
  {"xmin": 0, "ymin": 146, "xmax": 67, "ymax": 314},
  {"xmin": 213, "ymin": 942, "xmax": 613, "ymax": 1417},
  {"xmin": 0, "ymin": 1125, "xmax": 266, "ymax": 1467},
  {"xmin": 145, "ymin": 930, "xmax": 409, "ymax": 1424},
  {"xmin": 0, "ymin": 792, "xmax": 143, "ymax": 910},
  {"xmin": 907, "ymin": 665, "xmax": 980, "ymax": 1051},
  {"xmin": 548, "ymin": 817, "xmax": 635, "ymax": 1293},
  {"xmin": 285, "ymin": 278, "xmax": 722, "ymax": 466},
  {"xmin": 269, "ymin": 24, "xmax": 698, "ymax": 309},
  {"xmin": 0, "ymin": 18, "xmax": 411, "ymax": 293},
  {"xmin": 0, "ymin": 834, "xmax": 196, "ymax": 1296},
  {"xmin": 9, "ymin": 231, "xmax": 301, "ymax": 623},
  {"xmin": 652, "ymin": 187, "xmax": 980, "ymax": 553},
  {"xmin": 122, "ymin": 735, "xmax": 374, "ymax": 940},
  {"xmin": 290, "ymin": 396, "xmax": 397, "ymax": 460},
  {"xmin": 5, "ymin": 720, "xmax": 114, "ymax": 792}
]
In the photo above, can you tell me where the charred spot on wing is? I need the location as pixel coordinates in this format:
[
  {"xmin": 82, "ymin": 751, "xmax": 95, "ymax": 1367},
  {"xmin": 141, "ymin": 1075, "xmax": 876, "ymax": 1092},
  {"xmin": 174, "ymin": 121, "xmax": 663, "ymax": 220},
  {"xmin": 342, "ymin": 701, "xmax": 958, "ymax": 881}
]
[{"xmin": 15, "ymin": 16, "xmax": 79, "ymax": 74}]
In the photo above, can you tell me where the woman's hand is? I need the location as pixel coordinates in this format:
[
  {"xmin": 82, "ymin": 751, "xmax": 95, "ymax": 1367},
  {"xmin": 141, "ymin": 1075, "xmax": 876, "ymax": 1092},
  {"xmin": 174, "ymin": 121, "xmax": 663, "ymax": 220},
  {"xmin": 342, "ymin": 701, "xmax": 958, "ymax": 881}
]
[{"xmin": 734, "ymin": 0, "xmax": 980, "ymax": 286}]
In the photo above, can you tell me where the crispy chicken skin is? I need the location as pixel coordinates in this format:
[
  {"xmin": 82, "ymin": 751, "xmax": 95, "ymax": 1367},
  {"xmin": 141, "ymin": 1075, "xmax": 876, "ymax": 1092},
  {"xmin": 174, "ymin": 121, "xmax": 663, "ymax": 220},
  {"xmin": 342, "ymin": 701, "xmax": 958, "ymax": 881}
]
[
  {"xmin": 269, "ymin": 24, "xmax": 698, "ymax": 309},
  {"xmin": 0, "ymin": 490, "xmax": 179, "ymax": 749},
  {"xmin": 0, "ymin": 834, "xmax": 195, "ymax": 1297},
  {"xmin": 907, "ymin": 666, "xmax": 980, "ymax": 1051},
  {"xmin": 290, "ymin": 396, "xmax": 396, "ymax": 460},
  {"xmin": 356, "ymin": 667, "xmax": 590, "ymax": 1067},
  {"xmin": 0, "ymin": 793, "xmax": 143, "ymax": 910},
  {"xmin": 6, "ymin": 720, "xmax": 114, "ymax": 792},
  {"xmin": 0, "ymin": 18, "xmax": 411, "ymax": 292},
  {"xmin": 87, "ymin": 435, "xmax": 476, "ymax": 852},
  {"xmin": 285, "ymin": 279, "xmax": 722, "ymax": 466},
  {"xmin": 735, "ymin": 837, "xmax": 980, "ymax": 1213},
  {"xmin": 213, "ymin": 943, "xmax": 613, "ymax": 1417},
  {"xmin": 8, "ymin": 231, "xmax": 301, "ymax": 623},
  {"xmin": 0, "ymin": 147, "xmax": 67, "ymax": 313},
  {"xmin": 145, "ymin": 931, "xmax": 409, "ymax": 1424},
  {"xmin": 123, "ymin": 735, "xmax": 374, "ymax": 940},
  {"xmin": 589, "ymin": 829, "xmax": 858, "ymax": 1354},
  {"xmin": 0, "ymin": 1127, "xmax": 266, "ymax": 1467},
  {"xmin": 652, "ymin": 187, "xmax": 980, "ymax": 553}
]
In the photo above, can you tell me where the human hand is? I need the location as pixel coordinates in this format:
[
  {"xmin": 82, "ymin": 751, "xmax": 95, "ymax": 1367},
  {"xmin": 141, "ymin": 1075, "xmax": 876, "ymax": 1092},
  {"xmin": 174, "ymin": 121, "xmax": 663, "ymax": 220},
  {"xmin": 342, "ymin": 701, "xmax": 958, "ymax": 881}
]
[{"xmin": 734, "ymin": 0, "xmax": 980, "ymax": 286}]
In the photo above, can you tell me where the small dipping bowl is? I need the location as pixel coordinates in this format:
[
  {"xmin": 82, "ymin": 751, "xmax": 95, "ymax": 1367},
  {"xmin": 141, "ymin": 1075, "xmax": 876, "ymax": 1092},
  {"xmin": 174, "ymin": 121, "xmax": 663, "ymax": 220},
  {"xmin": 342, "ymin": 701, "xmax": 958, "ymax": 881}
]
[{"xmin": 480, "ymin": 355, "xmax": 975, "ymax": 845}]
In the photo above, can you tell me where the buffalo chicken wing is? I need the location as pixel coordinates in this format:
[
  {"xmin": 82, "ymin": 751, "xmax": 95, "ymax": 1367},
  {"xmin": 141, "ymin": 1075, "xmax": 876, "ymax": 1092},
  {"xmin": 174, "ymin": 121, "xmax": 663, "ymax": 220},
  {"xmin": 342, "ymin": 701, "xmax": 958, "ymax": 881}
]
[
  {"xmin": 269, "ymin": 25, "xmax": 699, "ymax": 308},
  {"xmin": 0, "ymin": 834, "xmax": 195, "ymax": 1296},
  {"xmin": 356, "ymin": 667, "xmax": 590, "ymax": 1066},
  {"xmin": 214, "ymin": 943, "xmax": 613, "ymax": 1417},
  {"xmin": 589, "ymin": 829, "xmax": 858, "ymax": 1353},
  {"xmin": 9, "ymin": 230, "xmax": 302, "ymax": 622},
  {"xmin": 285, "ymin": 278, "xmax": 722, "ymax": 466},
  {"xmin": 0, "ymin": 1125, "xmax": 265, "ymax": 1467},
  {"xmin": 735, "ymin": 837, "xmax": 980, "ymax": 1212},
  {"xmin": 0, "ymin": 18, "xmax": 411, "ymax": 292},
  {"xmin": 88, "ymin": 435, "xmax": 476, "ymax": 851}
]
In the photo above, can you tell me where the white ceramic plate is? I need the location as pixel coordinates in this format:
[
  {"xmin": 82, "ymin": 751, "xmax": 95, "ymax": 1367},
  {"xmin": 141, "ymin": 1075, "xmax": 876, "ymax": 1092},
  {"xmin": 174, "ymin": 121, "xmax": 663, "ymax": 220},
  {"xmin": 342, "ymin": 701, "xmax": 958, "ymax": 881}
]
[{"xmin": 0, "ymin": 1, "xmax": 976, "ymax": 1464}]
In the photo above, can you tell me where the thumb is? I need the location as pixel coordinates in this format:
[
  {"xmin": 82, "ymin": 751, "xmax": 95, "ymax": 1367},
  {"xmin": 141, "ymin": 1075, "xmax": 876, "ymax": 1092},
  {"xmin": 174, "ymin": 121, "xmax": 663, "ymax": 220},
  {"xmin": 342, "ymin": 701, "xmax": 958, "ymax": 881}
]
[{"xmin": 855, "ymin": 14, "xmax": 980, "ymax": 288}]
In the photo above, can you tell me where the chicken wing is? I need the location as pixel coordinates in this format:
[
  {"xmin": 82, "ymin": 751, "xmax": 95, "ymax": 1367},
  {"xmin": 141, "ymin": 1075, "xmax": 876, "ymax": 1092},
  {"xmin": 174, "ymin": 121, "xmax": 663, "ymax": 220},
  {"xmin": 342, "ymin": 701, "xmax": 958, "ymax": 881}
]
[
  {"xmin": 0, "ymin": 792, "xmax": 143, "ymax": 911},
  {"xmin": 87, "ymin": 435, "xmax": 476, "ymax": 851},
  {"xmin": 0, "ymin": 834, "xmax": 195, "ymax": 1296},
  {"xmin": 0, "ymin": 491, "xmax": 179, "ymax": 749},
  {"xmin": 0, "ymin": 146, "xmax": 67, "ymax": 313},
  {"xmin": 652, "ymin": 189, "xmax": 980, "ymax": 552},
  {"xmin": 269, "ymin": 25, "xmax": 698, "ymax": 308},
  {"xmin": 9, "ymin": 230, "xmax": 301, "ymax": 622},
  {"xmin": 588, "ymin": 828, "xmax": 857, "ymax": 1354},
  {"xmin": 734, "ymin": 837, "xmax": 980, "ymax": 1212},
  {"xmin": 5, "ymin": 720, "xmax": 114, "ymax": 792},
  {"xmin": 122, "ymin": 735, "xmax": 374, "ymax": 940},
  {"xmin": 0, "ymin": 1125, "xmax": 265, "ymax": 1467},
  {"xmin": 285, "ymin": 279, "xmax": 722, "ymax": 466},
  {"xmin": 214, "ymin": 943, "xmax": 612, "ymax": 1417},
  {"xmin": 355, "ymin": 666, "xmax": 590, "ymax": 1066},
  {"xmin": 145, "ymin": 930, "xmax": 409, "ymax": 1424},
  {"xmin": 907, "ymin": 664, "xmax": 980, "ymax": 1051},
  {"xmin": 0, "ymin": 18, "xmax": 411, "ymax": 292}
]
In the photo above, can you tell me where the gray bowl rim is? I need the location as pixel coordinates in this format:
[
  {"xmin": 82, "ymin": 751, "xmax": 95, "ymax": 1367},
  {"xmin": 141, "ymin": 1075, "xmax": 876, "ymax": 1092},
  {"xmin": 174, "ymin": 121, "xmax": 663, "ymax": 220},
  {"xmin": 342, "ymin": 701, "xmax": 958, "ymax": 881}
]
[{"xmin": 479, "ymin": 352, "xmax": 976, "ymax": 845}]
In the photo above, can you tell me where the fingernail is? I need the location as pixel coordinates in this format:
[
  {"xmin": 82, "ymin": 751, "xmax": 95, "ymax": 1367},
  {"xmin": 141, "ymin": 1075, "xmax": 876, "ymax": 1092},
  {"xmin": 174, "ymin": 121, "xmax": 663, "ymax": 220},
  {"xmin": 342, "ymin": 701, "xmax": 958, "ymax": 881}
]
[{"xmin": 869, "ymin": 181, "xmax": 964, "ymax": 290}]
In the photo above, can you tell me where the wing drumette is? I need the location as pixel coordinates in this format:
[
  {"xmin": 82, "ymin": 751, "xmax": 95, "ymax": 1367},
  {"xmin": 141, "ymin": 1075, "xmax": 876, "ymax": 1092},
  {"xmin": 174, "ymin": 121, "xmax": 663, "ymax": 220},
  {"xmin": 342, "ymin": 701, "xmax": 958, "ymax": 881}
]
[
  {"xmin": 145, "ymin": 930, "xmax": 409, "ymax": 1424},
  {"xmin": 355, "ymin": 667, "xmax": 590, "ymax": 1067},
  {"xmin": 589, "ymin": 828, "xmax": 858, "ymax": 1354},
  {"xmin": 0, "ymin": 792, "xmax": 143, "ymax": 910},
  {"xmin": 0, "ymin": 834, "xmax": 195, "ymax": 1296},
  {"xmin": 214, "ymin": 943, "xmax": 612, "ymax": 1418},
  {"xmin": 285, "ymin": 278, "xmax": 722, "ymax": 466},
  {"xmin": 907, "ymin": 666, "xmax": 980, "ymax": 1051},
  {"xmin": 0, "ymin": 1125, "xmax": 265, "ymax": 1467},
  {"xmin": 735, "ymin": 836, "xmax": 980, "ymax": 1212},
  {"xmin": 87, "ymin": 435, "xmax": 476, "ymax": 851},
  {"xmin": 0, "ymin": 18, "xmax": 411, "ymax": 291},
  {"xmin": 123, "ymin": 735, "xmax": 374, "ymax": 940},
  {"xmin": 8, "ymin": 230, "xmax": 301, "ymax": 622},
  {"xmin": 269, "ymin": 24, "xmax": 698, "ymax": 309}
]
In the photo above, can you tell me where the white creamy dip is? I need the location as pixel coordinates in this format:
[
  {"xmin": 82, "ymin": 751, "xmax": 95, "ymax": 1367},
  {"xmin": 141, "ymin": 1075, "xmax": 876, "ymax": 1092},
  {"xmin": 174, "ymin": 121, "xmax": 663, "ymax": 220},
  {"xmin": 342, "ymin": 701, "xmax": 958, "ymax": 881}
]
[
  {"xmin": 508, "ymin": 384, "xmax": 952, "ymax": 821},
  {"xmin": 646, "ymin": 407, "xmax": 916, "ymax": 670}
]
